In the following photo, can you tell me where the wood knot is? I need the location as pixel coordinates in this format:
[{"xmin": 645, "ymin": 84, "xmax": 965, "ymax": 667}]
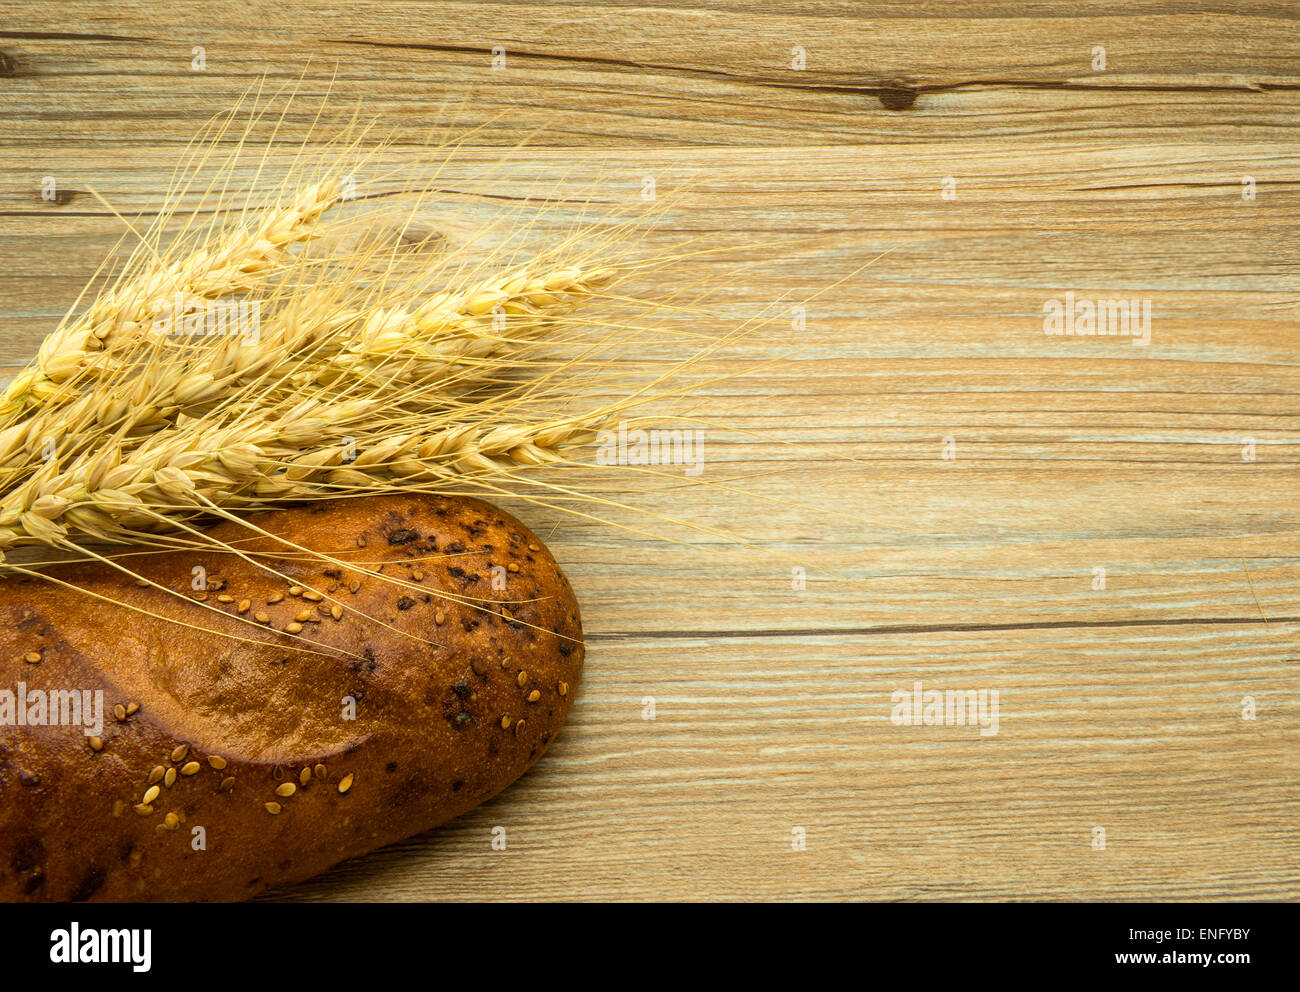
[
  {"xmin": 37, "ymin": 187, "xmax": 78, "ymax": 206},
  {"xmin": 396, "ymin": 226, "xmax": 446, "ymax": 253},
  {"xmin": 0, "ymin": 50, "xmax": 16, "ymax": 77},
  {"xmin": 877, "ymin": 80, "xmax": 918, "ymax": 111}
]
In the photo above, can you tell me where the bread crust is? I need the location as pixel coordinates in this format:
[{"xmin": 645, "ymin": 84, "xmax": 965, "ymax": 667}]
[{"xmin": 0, "ymin": 494, "xmax": 583, "ymax": 901}]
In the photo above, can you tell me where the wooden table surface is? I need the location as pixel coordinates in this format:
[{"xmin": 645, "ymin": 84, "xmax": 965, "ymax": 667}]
[{"xmin": 1, "ymin": 2, "xmax": 1297, "ymax": 901}]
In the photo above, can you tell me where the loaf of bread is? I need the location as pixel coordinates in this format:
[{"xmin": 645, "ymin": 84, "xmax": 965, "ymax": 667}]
[{"xmin": 0, "ymin": 493, "xmax": 583, "ymax": 901}]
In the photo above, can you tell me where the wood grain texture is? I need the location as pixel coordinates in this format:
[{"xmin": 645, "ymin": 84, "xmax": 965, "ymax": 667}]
[{"xmin": 0, "ymin": 1, "xmax": 1296, "ymax": 902}]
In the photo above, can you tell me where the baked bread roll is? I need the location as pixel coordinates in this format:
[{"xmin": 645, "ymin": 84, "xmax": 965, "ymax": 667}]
[{"xmin": 0, "ymin": 493, "xmax": 583, "ymax": 901}]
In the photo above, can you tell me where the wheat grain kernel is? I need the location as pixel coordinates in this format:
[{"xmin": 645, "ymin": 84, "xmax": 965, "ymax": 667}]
[{"xmin": 338, "ymin": 773, "xmax": 354, "ymax": 794}]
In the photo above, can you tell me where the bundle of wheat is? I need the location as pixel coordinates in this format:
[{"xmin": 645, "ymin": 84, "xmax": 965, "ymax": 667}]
[{"xmin": 0, "ymin": 105, "xmax": 748, "ymax": 575}]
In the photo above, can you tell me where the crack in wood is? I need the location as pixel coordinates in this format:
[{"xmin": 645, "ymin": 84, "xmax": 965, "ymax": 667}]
[
  {"xmin": 316, "ymin": 38, "xmax": 1293, "ymax": 100},
  {"xmin": 0, "ymin": 30, "xmax": 151, "ymax": 42},
  {"xmin": 588, "ymin": 613, "xmax": 1299, "ymax": 640}
]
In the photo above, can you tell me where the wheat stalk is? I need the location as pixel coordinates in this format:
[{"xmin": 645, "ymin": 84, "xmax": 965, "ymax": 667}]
[
  {"xmin": 0, "ymin": 176, "xmax": 343, "ymax": 423},
  {"xmin": 0, "ymin": 393, "xmax": 611, "ymax": 554},
  {"xmin": 299, "ymin": 263, "xmax": 617, "ymax": 392}
]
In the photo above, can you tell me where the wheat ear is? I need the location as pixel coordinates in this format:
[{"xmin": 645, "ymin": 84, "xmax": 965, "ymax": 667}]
[
  {"xmin": 0, "ymin": 398, "xmax": 610, "ymax": 554},
  {"xmin": 291, "ymin": 263, "xmax": 617, "ymax": 392},
  {"xmin": 0, "ymin": 177, "xmax": 343, "ymax": 422}
]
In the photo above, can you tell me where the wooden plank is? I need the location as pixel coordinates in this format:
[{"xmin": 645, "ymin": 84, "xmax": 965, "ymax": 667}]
[
  {"xmin": 0, "ymin": 1, "xmax": 1296, "ymax": 901},
  {"xmin": 266, "ymin": 626, "xmax": 1299, "ymax": 901},
  {"xmin": 0, "ymin": 2, "xmax": 1298, "ymax": 147},
  {"xmin": 3, "ymin": 142, "xmax": 1298, "ymax": 367}
]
